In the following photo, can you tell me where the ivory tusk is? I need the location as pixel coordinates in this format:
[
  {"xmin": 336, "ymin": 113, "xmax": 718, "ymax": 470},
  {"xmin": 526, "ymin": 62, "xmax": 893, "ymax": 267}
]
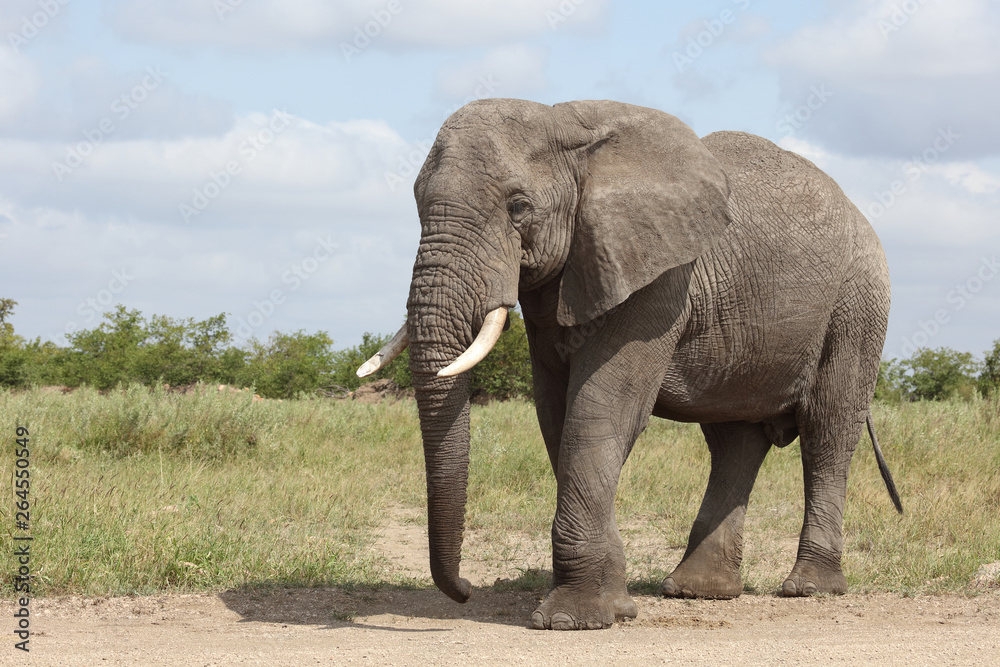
[
  {"xmin": 437, "ymin": 308, "xmax": 508, "ymax": 378},
  {"xmin": 356, "ymin": 324, "xmax": 409, "ymax": 378}
]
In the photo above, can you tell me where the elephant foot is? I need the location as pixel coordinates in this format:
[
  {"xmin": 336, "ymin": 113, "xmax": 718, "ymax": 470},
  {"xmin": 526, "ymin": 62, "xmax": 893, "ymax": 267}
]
[
  {"xmin": 781, "ymin": 561, "xmax": 847, "ymax": 597},
  {"xmin": 529, "ymin": 586, "xmax": 637, "ymax": 630},
  {"xmin": 661, "ymin": 562, "xmax": 743, "ymax": 600}
]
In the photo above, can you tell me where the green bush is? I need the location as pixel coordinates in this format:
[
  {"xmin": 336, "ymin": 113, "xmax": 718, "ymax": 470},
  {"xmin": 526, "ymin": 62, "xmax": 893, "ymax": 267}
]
[
  {"xmin": 0, "ymin": 298, "xmax": 28, "ymax": 388},
  {"xmin": 0, "ymin": 346, "xmax": 29, "ymax": 388},
  {"xmin": 59, "ymin": 306, "xmax": 235, "ymax": 390},
  {"xmin": 0, "ymin": 299, "xmax": 539, "ymax": 399},
  {"xmin": 877, "ymin": 347, "xmax": 986, "ymax": 402},
  {"xmin": 875, "ymin": 358, "xmax": 906, "ymax": 403},
  {"xmin": 902, "ymin": 347, "xmax": 980, "ymax": 401},
  {"xmin": 978, "ymin": 338, "xmax": 1000, "ymax": 396},
  {"xmin": 237, "ymin": 330, "xmax": 337, "ymax": 399},
  {"xmin": 25, "ymin": 299, "xmax": 993, "ymax": 406},
  {"xmin": 0, "ymin": 298, "xmax": 65, "ymax": 388},
  {"xmin": 60, "ymin": 305, "xmax": 146, "ymax": 389},
  {"xmin": 329, "ymin": 330, "xmax": 411, "ymax": 392},
  {"xmin": 133, "ymin": 313, "xmax": 235, "ymax": 387},
  {"xmin": 21, "ymin": 338, "xmax": 67, "ymax": 386},
  {"xmin": 470, "ymin": 309, "xmax": 532, "ymax": 399}
]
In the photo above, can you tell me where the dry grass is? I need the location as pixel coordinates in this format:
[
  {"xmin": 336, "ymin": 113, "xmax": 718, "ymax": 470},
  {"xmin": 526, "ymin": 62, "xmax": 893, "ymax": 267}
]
[{"xmin": 2, "ymin": 387, "xmax": 997, "ymax": 597}]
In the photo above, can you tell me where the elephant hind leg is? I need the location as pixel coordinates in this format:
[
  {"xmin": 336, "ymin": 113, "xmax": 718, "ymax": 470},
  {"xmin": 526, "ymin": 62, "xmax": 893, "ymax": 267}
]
[
  {"xmin": 783, "ymin": 297, "xmax": 881, "ymax": 596},
  {"xmin": 782, "ymin": 409, "xmax": 865, "ymax": 597},
  {"xmin": 663, "ymin": 421, "xmax": 771, "ymax": 599}
]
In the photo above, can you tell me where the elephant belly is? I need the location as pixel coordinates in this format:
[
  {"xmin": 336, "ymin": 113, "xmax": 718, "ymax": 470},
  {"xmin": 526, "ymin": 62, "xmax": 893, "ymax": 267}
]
[
  {"xmin": 651, "ymin": 332, "xmax": 812, "ymax": 426},
  {"xmin": 650, "ymin": 203, "xmax": 845, "ymax": 425},
  {"xmin": 651, "ymin": 383, "xmax": 798, "ymax": 425}
]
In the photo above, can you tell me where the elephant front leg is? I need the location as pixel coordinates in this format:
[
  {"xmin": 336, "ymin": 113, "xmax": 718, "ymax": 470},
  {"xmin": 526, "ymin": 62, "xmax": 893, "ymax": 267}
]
[
  {"xmin": 529, "ymin": 353, "xmax": 671, "ymax": 630},
  {"xmin": 528, "ymin": 276, "xmax": 686, "ymax": 629},
  {"xmin": 529, "ymin": 427, "xmax": 639, "ymax": 630},
  {"xmin": 662, "ymin": 422, "xmax": 771, "ymax": 599}
]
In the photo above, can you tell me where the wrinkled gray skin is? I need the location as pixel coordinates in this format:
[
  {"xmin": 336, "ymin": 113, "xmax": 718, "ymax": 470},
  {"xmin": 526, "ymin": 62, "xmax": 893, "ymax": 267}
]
[{"xmin": 403, "ymin": 99, "xmax": 890, "ymax": 630}]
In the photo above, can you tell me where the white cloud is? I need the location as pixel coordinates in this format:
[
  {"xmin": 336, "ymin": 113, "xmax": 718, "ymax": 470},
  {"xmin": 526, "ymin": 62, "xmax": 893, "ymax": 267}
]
[
  {"xmin": 0, "ymin": 50, "xmax": 39, "ymax": 122},
  {"xmin": 105, "ymin": 0, "xmax": 609, "ymax": 51},
  {"xmin": 434, "ymin": 44, "xmax": 548, "ymax": 100},
  {"xmin": 767, "ymin": 0, "xmax": 1000, "ymax": 158},
  {"xmin": 0, "ymin": 110, "xmax": 427, "ymax": 346},
  {"xmin": 935, "ymin": 163, "xmax": 1000, "ymax": 194},
  {"xmin": 0, "ymin": 58, "xmax": 234, "ymax": 142},
  {"xmin": 663, "ymin": 8, "xmax": 771, "ymax": 103},
  {"xmin": 105, "ymin": 0, "xmax": 352, "ymax": 48},
  {"xmin": 0, "ymin": 111, "xmax": 414, "ymax": 222},
  {"xmin": 1, "ymin": 0, "xmax": 73, "ymax": 45},
  {"xmin": 772, "ymin": 0, "xmax": 999, "ymax": 79},
  {"xmin": 390, "ymin": 0, "xmax": 607, "ymax": 46}
]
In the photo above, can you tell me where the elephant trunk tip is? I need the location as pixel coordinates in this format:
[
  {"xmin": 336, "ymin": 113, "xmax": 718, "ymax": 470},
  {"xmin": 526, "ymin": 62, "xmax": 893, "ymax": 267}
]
[{"xmin": 433, "ymin": 571, "xmax": 473, "ymax": 603}]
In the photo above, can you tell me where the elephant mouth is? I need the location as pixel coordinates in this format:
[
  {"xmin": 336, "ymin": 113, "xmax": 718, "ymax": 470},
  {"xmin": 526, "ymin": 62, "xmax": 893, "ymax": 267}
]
[{"xmin": 356, "ymin": 306, "xmax": 508, "ymax": 379}]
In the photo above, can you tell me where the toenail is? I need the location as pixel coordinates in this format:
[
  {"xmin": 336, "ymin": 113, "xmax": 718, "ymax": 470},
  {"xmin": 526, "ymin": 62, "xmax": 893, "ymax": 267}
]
[{"xmin": 550, "ymin": 612, "xmax": 576, "ymax": 631}]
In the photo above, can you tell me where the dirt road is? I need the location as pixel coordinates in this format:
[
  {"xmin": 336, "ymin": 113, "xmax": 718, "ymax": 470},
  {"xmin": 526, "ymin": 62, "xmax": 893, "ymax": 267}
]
[
  {"xmin": 8, "ymin": 512, "xmax": 998, "ymax": 664},
  {"xmin": 6, "ymin": 587, "xmax": 998, "ymax": 666}
]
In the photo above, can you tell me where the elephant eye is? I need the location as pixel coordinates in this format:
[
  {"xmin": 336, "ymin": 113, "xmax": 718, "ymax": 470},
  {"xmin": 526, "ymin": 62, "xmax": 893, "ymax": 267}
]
[{"xmin": 507, "ymin": 199, "xmax": 532, "ymax": 225}]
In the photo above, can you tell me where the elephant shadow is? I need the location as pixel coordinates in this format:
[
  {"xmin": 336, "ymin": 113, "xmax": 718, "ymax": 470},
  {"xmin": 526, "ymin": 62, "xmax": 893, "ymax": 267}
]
[{"xmin": 217, "ymin": 578, "xmax": 550, "ymax": 630}]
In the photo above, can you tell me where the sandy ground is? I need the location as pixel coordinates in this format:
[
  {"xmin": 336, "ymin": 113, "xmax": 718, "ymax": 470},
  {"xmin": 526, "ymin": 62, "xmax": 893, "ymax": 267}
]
[
  {"xmin": 7, "ymin": 588, "xmax": 999, "ymax": 666},
  {"xmin": 6, "ymin": 512, "xmax": 998, "ymax": 665}
]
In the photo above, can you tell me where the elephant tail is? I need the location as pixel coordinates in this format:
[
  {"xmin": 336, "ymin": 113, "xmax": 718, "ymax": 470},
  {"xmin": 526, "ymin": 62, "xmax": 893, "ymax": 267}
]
[{"xmin": 866, "ymin": 412, "xmax": 903, "ymax": 514}]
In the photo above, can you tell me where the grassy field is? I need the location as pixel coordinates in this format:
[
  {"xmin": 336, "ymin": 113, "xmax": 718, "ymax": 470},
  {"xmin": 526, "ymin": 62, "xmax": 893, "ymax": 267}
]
[{"xmin": 2, "ymin": 385, "xmax": 998, "ymax": 597}]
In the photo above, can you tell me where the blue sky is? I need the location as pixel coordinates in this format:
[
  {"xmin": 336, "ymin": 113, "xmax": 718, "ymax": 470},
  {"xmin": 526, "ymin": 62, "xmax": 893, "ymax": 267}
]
[{"xmin": 1, "ymin": 0, "xmax": 997, "ymax": 360}]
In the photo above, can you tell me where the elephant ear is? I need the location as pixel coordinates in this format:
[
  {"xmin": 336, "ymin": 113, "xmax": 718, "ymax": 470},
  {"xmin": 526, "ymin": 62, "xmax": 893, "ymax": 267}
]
[{"xmin": 554, "ymin": 100, "xmax": 731, "ymax": 327}]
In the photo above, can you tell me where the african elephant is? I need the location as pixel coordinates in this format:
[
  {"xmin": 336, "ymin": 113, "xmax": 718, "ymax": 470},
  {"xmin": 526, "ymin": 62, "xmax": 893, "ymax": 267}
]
[{"xmin": 357, "ymin": 99, "xmax": 900, "ymax": 630}]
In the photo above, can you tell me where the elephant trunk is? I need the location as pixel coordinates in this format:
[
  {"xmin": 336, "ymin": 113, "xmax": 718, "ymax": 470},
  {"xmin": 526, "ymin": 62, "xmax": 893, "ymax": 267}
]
[
  {"xmin": 407, "ymin": 255, "xmax": 480, "ymax": 603},
  {"xmin": 412, "ymin": 368, "xmax": 474, "ymax": 602},
  {"xmin": 405, "ymin": 194, "xmax": 519, "ymax": 602}
]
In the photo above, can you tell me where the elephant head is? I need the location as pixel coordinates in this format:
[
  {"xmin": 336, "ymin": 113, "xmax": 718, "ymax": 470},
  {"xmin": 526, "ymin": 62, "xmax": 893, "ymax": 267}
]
[{"xmin": 358, "ymin": 99, "xmax": 731, "ymax": 602}]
